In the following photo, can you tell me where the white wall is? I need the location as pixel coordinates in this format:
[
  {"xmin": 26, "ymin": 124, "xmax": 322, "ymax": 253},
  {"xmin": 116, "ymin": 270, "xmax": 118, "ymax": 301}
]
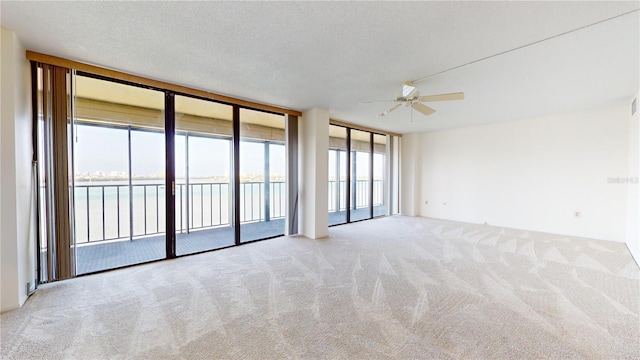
[
  {"xmin": 627, "ymin": 91, "xmax": 640, "ymax": 263},
  {"xmin": 299, "ymin": 108, "xmax": 329, "ymax": 239},
  {"xmin": 400, "ymin": 133, "xmax": 421, "ymax": 216},
  {"xmin": 1, "ymin": 28, "xmax": 34, "ymax": 312},
  {"xmin": 406, "ymin": 105, "xmax": 630, "ymax": 242},
  {"xmin": 389, "ymin": 135, "xmax": 400, "ymax": 215}
]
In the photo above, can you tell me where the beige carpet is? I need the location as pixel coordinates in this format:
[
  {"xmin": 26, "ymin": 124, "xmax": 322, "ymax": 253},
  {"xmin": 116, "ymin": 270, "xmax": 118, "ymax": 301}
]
[{"xmin": 1, "ymin": 216, "xmax": 639, "ymax": 359}]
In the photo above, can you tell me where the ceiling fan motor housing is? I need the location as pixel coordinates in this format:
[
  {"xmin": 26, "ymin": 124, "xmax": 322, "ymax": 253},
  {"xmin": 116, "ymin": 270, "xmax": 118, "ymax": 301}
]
[{"xmin": 395, "ymin": 95, "xmax": 420, "ymax": 106}]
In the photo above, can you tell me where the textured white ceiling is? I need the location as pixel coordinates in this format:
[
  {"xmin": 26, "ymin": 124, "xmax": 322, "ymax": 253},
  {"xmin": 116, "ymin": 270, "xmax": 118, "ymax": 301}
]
[{"xmin": 1, "ymin": 1, "xmax": 638, "ymax": 134}]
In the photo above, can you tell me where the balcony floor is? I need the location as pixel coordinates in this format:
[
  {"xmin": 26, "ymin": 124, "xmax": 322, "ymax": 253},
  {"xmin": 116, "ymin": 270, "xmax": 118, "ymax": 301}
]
[
  {"xmin": 329, "ymin": 205, "xmax": 386, "ymax": 225},
  {"xmin": 76, "ymin": 219, "xmax": 285, "ymax": 274},
  {"xmin": 76, "ymin": 207, "xmax": 385, "ymax": 275}
]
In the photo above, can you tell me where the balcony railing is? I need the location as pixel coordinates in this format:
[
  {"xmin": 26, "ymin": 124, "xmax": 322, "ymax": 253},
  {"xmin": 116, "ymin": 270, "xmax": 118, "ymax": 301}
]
[
  {"xmin": 74, "ymin": 179, "xmax": 383, "ymax": 244},
  {"xmin": 328, "ymin": 179, "xmax": 383, "ymax": 212},
  {"xmin": 73, "ymin": 181, "xmax": 286, "ymax": 244}
]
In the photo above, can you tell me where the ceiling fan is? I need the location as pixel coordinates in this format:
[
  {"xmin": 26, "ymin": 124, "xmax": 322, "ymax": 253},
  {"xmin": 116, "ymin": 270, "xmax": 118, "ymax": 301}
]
[{"xmin": 364, "ymin": 82, "xmax": 464, "ymax": 120}]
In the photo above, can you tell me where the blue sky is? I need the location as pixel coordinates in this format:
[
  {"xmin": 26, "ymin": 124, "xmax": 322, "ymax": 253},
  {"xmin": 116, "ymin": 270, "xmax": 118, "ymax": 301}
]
[
  {"xmin": 74, "ymin": 125, "xmax": 285, "ymax": 178},
  {"xmin": 75, "ymin": 124, "xmax": 382, "ymax": 180}
]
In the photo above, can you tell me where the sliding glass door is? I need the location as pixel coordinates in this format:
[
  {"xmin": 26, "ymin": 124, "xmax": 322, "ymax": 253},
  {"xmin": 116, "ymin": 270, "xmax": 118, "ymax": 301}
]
[
  {"xmin": 373, "ymin": 134, "xmax": 387, "ymax": 217},
  {"xmin": 239, "ymin": 108, "xmax": 286, "ymax": 243},
  {"xmin": 34, "ymin": 63, "xmax": 295, "ymax": 281},
  {"xmin": 73, "ymin": 74, "xmax": 166, "ymax": 274},
  {"xmin": 328, "ymin": 125, "xmax": 348, "ymax": 226},
  {"xmin": 329, "ymin": 126, "xmax": 391, "ymax": 226},
  {"xmin": 175, "ymin": 95, "xmax": 234, "ymax": 255},
  {"xmin": 349, "ymin": 130, "xmax": 372, "ymax": 222}
]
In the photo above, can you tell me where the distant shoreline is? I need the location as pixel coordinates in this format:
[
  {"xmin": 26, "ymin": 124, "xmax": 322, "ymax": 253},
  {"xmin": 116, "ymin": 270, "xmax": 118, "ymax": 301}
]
[{"xmin": 75, "ymin": 175, "xmax": 286, "ymax": 183}]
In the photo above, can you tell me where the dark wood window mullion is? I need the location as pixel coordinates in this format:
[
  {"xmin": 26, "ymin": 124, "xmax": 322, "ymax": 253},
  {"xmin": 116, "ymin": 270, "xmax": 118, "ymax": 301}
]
[
  {"xmin": 369, "ymin": 132, "xmax": 374, "ymax": 219},
  {"xmin": 233, "ymin": 105, "xmax": 241, "ymax": 245},
  {"xmin": 165, "ymin": 92, "xmax": 176, "ymax": 259},
  {"xmin": 345, "ymin": 129, "xmax": 351, "ymax": 223}
]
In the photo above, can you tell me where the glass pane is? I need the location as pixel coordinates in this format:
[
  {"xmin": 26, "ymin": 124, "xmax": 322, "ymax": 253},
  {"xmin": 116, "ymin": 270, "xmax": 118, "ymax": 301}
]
[
  {"xmin": 269, "ymin": 143, "xmax": 286, "ymax": 220},
  {"xmin": 240, "ymin": 108, "xmax": 286, "ymax": 243},
  {"xmin": 73, "ymin": 74, "xmax": 165, "ymax": 274},
  {"xmin": 373, "ymin": 134, "xmax": 387, "ymax": 217},
  {"xmin": 328, "ymin": 125, "xmax": 347, "ymax": 226},
  {"xmin": 349, "ymin": 130, "xmax": 371, "ymax": 222},
  {"xmin": 175, "ymin": 95, "xmax": 234, "ymax": 255}
]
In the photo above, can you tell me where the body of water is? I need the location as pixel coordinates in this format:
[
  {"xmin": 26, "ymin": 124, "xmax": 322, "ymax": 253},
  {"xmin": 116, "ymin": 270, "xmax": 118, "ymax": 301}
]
[{"xmin": 73, "ymin": 180, "xmax": 285, "ymax": 243}]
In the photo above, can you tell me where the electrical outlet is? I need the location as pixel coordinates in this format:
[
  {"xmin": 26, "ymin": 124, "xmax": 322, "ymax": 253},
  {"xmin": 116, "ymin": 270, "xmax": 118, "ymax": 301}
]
[{"xmin": 574, "ymin": 211, "xmax": 581, "ymax": 218}]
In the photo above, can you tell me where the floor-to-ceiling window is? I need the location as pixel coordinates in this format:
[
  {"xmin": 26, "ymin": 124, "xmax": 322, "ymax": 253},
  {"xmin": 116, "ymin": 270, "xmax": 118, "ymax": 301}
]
[
  {"xmin": 350, "ymin": 129, "xmax": 372, "ymax": 222},
  {"xmin": 32, "ymin": 57, "xmax": 298, "ymax": 281},
  {"xmin": 328, "ymin": 125, "xmax": 348, "ymax": 226},
  {"xmin": 73, "ymin": 74, "xmax": 166, "ymax": 274},
  {"xmin": 328, "ymin": 125, "xmax": 393, "ymax": 226},
  {"xmin": 174, "ymin": 95, "xmax": 234, "ymax": 255},
  {"xmin": 373, "ymin": 134, "xmax": 387, "ymax": 217},
  {"xmin": 239, "ymin": 108, "xmax": 286, "ymax": 243}
]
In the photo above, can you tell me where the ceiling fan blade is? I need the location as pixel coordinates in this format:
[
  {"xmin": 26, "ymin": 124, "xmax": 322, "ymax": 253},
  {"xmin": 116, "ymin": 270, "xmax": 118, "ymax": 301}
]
[
  {"xmin": 412, "ymin": 103, "xmax": 436, "ymax": 116},
  {"xmin": 377, "ymin": 103, "xmax": 401, "ymax": 117},
  {"xmin": 418, "ymin": 92, "xmax": 464, "ymax": 102},
  {"xmin": 402, "ymin": 81, "xmax": 417, "ymax": 98}
]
